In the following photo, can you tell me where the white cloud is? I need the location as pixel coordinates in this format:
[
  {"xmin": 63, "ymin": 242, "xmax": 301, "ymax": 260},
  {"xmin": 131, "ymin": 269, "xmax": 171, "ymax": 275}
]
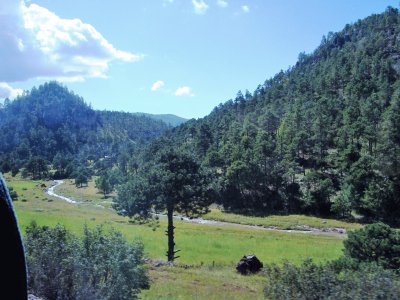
[
  {"xmin": 217, "ymin": 0, "xmax": 228, "ymax": 8},
  {"xmin": 241, "ymin": 5, "xmax": 250, "ymax": 13},
  {"xmin": 175, "ymin": 86, "xmax": 194, "ymax": 97},
  {"xmin": 0, "ymin": 82, "xmax": 23, "ymax": 99},
  {"xmin": 151, "ymin": 80, "xmax": 165, "ymax": 91},
  {"xmin": 0, "ymin": 0, "xmax": 142, "ymax": 83},
  {"xmin": 192, "ymin": 0, "xmax": 209, "ymax": 15},
  {"xmin": 162, "ymin": 0, "xmax": 174, "ymax": 6}
]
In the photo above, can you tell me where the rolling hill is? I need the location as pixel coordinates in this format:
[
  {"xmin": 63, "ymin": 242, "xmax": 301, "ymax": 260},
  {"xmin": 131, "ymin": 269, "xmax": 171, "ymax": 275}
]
[{"xmin": 0, "ymin": 82, "xmax": 171, "ymax": 173}]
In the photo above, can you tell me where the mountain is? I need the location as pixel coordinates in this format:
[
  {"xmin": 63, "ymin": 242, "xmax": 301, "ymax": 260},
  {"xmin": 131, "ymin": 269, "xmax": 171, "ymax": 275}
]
[
  {"xmin": 138, "ymin": 7, "xmax": 400, "ymax": 225},
  {"xmin": 0, "ymin": 82, "xmax": 170, "ymax": 174},
  {"xmin": 133, "ymin": 113, "xmax": 188, "ymax": 127}
]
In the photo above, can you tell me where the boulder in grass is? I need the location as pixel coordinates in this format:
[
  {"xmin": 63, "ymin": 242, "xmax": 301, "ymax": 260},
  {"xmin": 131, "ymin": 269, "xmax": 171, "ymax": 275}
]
[{"xmin": 236, "ymin": 254, "xmax": 263, "ymax": 275}]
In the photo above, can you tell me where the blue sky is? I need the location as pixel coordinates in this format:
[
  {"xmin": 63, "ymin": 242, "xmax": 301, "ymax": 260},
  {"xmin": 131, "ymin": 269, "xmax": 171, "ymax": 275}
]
[{"xmin": 0, "ymin": 1, "xmax": 398, "ymax": 118}]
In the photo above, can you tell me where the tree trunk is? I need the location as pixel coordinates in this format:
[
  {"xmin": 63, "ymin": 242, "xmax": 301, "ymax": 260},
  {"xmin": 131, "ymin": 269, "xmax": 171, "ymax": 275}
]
[{"xmin": 166, "ymin": 207, "xmax": 176, "ymax": 261}]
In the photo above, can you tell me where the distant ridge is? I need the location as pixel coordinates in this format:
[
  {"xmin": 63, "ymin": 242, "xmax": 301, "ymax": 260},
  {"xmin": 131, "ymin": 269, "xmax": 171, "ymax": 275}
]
[
  {"xmin": 133, "ymin": 113, "xmax": 188, "ymax": 127},
  {"xmin": 0, "ymin": 82, "xmax": 170, "ymax": 166}
]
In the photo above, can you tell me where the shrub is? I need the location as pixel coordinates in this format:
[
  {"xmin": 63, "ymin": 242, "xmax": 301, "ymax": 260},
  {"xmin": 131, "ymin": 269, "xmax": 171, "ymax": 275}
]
[
  {"xmin": 26, "ymin": 223, "xmax": 76, "ymax": 300},
  {"xmin": 26, "ymin": 222, "xmax": 149, "ymax": 300},
  {"xmin": 8, "ymin": 187, "xmax": 18, "ymax": 201},
  {"xmin": 264, "ymin": 260, "xmax": 400, "ymax": 300},
  {"xmin": 344, "ymin": 223, "xmax": 400, "ymax": 270}
]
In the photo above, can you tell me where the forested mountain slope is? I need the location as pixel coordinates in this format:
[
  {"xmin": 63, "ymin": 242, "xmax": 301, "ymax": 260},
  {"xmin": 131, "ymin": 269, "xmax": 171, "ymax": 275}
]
[
  {"xmin": 133, "ymin": 113, "xmax": 188, "ymax": 127},
  {"xmin": 0, "ymin": 82, "xmax": 170, "ymax": 174},
  {"xmin": 139, "ymin": 7, "xmax": 400, "ymax": 225}
]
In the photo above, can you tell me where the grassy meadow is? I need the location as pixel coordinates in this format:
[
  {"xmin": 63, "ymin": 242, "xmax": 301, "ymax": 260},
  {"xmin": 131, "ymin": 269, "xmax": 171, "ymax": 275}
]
[
  {"xmin": 5, "ymin": 174, "xmax": 357, "ymax": 299},
  {"xmin": 204, "ymin": 209, "xmax": 362, "ymax": 231}
]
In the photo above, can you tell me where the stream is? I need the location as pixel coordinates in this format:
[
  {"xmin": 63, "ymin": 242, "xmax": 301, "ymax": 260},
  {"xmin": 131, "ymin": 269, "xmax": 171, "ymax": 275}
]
[{"xmin": 46, "ymin": 180, "xmax": 78, "ymax": 203}]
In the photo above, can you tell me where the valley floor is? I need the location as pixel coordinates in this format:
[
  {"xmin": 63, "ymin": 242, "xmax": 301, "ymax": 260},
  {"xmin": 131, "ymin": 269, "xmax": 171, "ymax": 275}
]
[{"xmin": 6, "ymin": 175, "xmax": 360, "ymax": 299}]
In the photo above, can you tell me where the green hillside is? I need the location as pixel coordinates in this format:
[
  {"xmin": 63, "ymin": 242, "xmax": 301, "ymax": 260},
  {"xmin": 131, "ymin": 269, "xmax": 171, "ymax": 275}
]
[
  {"xmin": 126, "ymin": 7, "xmax": 400, "ymax": 226},
  {"xmin": 0, "ymin": 82, "xmax": 170, "ymax": 176},
  {"xmin": 133, "ymin": 112, "xmax": 188, "ymax": 127}
]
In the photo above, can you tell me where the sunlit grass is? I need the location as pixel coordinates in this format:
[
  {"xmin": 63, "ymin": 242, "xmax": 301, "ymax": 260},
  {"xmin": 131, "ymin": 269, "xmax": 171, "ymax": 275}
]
[
  {"xmin": 15, "ymin": 203, "xmax": 344, "ymax": 265},
  {"xmin": 141, "ymin": 265, "xmax": 266, "ymax": 300},
  {"xmin": 204, "ymin": 208, "xmax": 362, "ymax": 231}
]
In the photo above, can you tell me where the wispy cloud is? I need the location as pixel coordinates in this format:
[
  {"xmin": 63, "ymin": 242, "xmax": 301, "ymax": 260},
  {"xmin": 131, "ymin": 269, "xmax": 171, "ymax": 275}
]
[
  {"xmin": 241, "ymin": 5, "xmax": 250, "ymax": 13},
  {"xmin": 162, "ymin": 0, "xmax": 174, "ymax": 6},
  {"xmin": 0, "ymin": 0, "xmax": 142, "ymax": 83},
  {"xmin": 192, "ymin": 0, "xmax": 209, "ymax": 15},
  {"xmin": 151, "ymin": 80, "xmax": 165, "ymax": 91},
  {"xmin": 175, "ymin": 86, "xmax": 195, "ymax": 97},
  {"xmin": 0, "ymin": 82, "xmax": 23, "ymax": 99},
  {"xmin": 217, "ymin": 0, "xmax": 228, "ymax": 8}
]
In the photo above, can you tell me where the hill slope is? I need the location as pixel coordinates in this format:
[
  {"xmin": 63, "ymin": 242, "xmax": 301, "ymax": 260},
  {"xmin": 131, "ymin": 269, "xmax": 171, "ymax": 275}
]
[
  {"xmin": 0, "ymin": 82, "xmax": 170, "ymax": 173},
  {"xmin": 133, "ymin": 113, "xmax": 188, "ymax": 127},
  {"xmin": 139, "ymin": 7, "xmax": 400, "ymax": 225}
]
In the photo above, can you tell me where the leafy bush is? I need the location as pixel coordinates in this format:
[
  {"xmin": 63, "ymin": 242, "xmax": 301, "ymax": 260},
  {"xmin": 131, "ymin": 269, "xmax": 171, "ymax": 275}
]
[
  {"xmin": 8, "ymin": 187, "xmax": 18, "ymax": 201},
  {"xmin": 343, "ymin": 223, "xmax": 400, "ymax": 270},
  {"xmin": 264, "ymin": 260, "xmax": 400, "ymax": 300},
  {"xmin": 26, "ymin": 222, "xmax": 149, "ymax": 300}
]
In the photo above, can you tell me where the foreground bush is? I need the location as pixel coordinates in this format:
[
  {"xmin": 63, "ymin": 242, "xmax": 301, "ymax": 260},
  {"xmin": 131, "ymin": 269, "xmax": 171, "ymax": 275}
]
[
  {"xmin": 343, "ymin": 222, "xmax": 400, "ymax": 270},
  {"xmin": 26, "ymin": 222, "xmax": 149, "ymax": 300},
  {"xmin": 264, "ymin": 260, "xmax": 400, "ymax": 300}
]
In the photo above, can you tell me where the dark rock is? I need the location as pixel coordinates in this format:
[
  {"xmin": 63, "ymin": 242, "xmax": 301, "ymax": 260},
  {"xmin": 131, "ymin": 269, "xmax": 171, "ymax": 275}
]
[{"xmin": 236, "ymin": 254, "xmax": 263, "ymax": 275}]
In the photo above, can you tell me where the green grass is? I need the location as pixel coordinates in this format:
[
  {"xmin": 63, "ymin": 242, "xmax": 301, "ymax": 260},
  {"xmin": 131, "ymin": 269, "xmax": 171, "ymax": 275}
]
[
  {"xmin": 141, "ymin": 265, "xmax": 266, "ymax": 300},
  {"xmin": 5, "ymin": 175, "xmax": 348, "ymax": 299},
  {"xmin": 15, "ymin": 202, "xmax": 343, "ymax": 266},
  {"xmin": 204, "ymin": 209, "xmax": 362, "ymax": 231}
]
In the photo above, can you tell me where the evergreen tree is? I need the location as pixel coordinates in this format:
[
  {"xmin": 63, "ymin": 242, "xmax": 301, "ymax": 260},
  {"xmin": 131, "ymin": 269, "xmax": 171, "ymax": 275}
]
[
  {"xmin": 115, "ymin": 149, "xmax": 213, "ymax": 261},
  {"xmin": 75, "ymin": 173, "xmax": 88, "ymax": 188},
  {"xmin": 95, "ymin": 175, "xmax": 112, "ymax": 198}
]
